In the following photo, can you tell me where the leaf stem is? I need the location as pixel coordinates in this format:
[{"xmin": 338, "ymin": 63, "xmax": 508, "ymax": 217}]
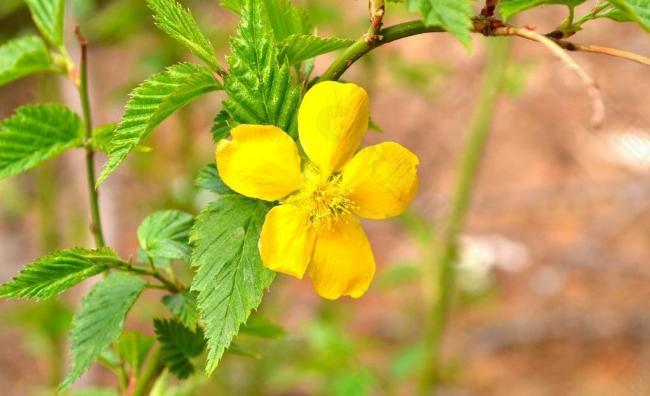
[
  {"xmin": 131, "ymin": 346, "xmax": 165, "ymax": 396},
  {"xmin": 417, "ymin": 39, "xmax": 511, "ymax": 395}
]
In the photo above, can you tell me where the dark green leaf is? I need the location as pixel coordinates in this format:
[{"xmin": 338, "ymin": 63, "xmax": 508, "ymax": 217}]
[
  {"xmin": 154, "ymin": 318, "xmax": 205, "ymax": 379},
  {"xmin": 162, "ymin": 290, "xmax": 199, "ymax": 331},
  {"xmin": 0, "ymin": 35, "xmax": 51, "ymax": 85},
  {"xmin": 406, "ymin": 0, "xmax": 473, "ymax": 49},
  {"xmin": 25, "ymin": 0, "xmax": 65, "ymax": 46},
  {"xmin": 190, "ymin": 194, "xmax": 274, "ymax": 374},
  {"xmin": 194, "ymin": 164, "xmax": 232, "ymax": 194},
  {"xmin": 281, "ymin": 34, "xmax": 354, "ymax": 65},
  {"xmin": 138, "ymin": 210, "xmax": 194, "ymax": 261}
]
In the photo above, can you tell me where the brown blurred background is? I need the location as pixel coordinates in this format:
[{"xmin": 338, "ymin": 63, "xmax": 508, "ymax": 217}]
[{"xmin": 1, "ymin": 0, "xmax": 649, "ymax": 395}]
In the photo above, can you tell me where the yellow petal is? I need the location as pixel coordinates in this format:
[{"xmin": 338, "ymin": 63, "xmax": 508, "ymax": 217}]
[
  {"xmin": 298, "ymin": 81, "xmax": 370, "ymax": 173},
  {"xmin": 259, "ymin": 204, "xmax": 316, "ymax": 279},
  {"xmin": 216, "ymin": 125, "xmax": 302, "ymax": 201},
  {"xmin": 342, "ymin": 142, "xmax": 419, "ymax": 219},
  {"xmin": 307, "ymin": 217, "xmax": 376, "ymax": 300}
]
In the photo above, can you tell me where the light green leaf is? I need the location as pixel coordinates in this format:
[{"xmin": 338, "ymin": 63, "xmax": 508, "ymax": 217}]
[
  {"xmin": 138, "ymin": 210, "xmax": 194, "ymax": 261},
  {"xmin": 240, "ymin": 317, "xmax": 285, "ymax": 339},
  {"xmin": 220, "ymin": 0, "xmax": 241, "ymax": 14},
  {"xmin": 0, "ymin": 35, "xmax": 51, "ymax": 85},
  {"xmin": 61, "ymin": 273, "xmax": 146, "ymax": 390},
  {"xmin": 154, "ymin": 319, "xmax": 205, "ymax": 379},
  {"xmin": 281, "ymin": 34, "xmax": 354, "ymax": 65},
  {"xmin": 25, "ymin": 0, "xmax": 65, "ymax": 47},
  {"xmin": 222, "ymin": 0, "xmax": 302, "ymax": 138},
  {"xmin": 406, "ymin": 0, "xmax": 473, "ymax": 49},
  {"xmin": 194, "ymin": 163, "xmax": 231, "ymax": 195},
  {"xmin": 97, "ymin": 63, "xmax": 222, "ymax": 185},
  {"xmin": 607, "ymin": 0, "xmax": 650, "ymax": 31},
  {"xmin": 162, "ymin": 291, "xmax": 199, "ymax": 331},
  {"xmin": 498, "ymin": 0, "xmax": 587, "ymax": 20},
  {"xmin": 226, "ymin": 342, "xmax": 261, "ymax": 359},
  {"xmin": 0, "ymin": 247, "xmax": 116, "ymax": 300},
  {"xmin": 261, "ymin": 0, "xmax": 311, "ymax": 41},
  {"xmin": 116, "ymin": 332, "xmax": 155, "ymax": 376},
  {"xmin": 0, "ymin": 104, "xmax": 83, "ymax": 180},
  {"xmin": 147, "ymin": 0, "xmax": 222, "ymax": 71},
  {"xmin": 190, "ymin": 194, "xmax": 274, "ymax": 375}
]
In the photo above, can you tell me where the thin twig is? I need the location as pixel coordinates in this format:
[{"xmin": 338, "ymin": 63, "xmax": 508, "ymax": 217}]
[{"xmin": 552, "ymin": 39, "xmax": 650, "ymax": 66}]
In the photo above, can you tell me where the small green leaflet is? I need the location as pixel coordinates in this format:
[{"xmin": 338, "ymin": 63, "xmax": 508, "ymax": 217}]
[
  {"xmin": 607, "ymin": 0, "xmax": 650, "ymax": 31},
  {"xmin": 0, "ymin": 247, "xmax": 116, "ymax": 300},
  {"xmin": 97, "ymin": 63, "xmax": 222, "ymax": 185},
  {"xmin": 147, "ymin": 0, "xmax": 223, "ymax": 72},
  {"xmin": 0, "ymin": 104, "xmax": 83, "ymax": 180},
  {"xmin": 116, "ymin": 332, "xmax": 154, "ymax": 376},
  {"xmin": 0, "ymin": 35, "xmax": 51, "ymax": 86},
  {"xmin": 498, "ymin": 0, "xmax": 587, "ymax": 20},
  {"xmin": 222, "ymin": 0, "xmax": 302, "ymax": 138},
  {"xmin": 281, "ymin": 35, "xmax": 354, "ymax": 65},
  {"xmin": 195, "ymin": 163, "xmax": 232, "ymax": 194},
  {"xmin": 240, "ymin": 317, "xmax": 285, "ymax": 338},
  {"xmin": 138, "ymin": 210, "xmax": 194, "ymax": 261},
  {"xmin": 406, "ymin": 0, "xmax": 473, "ymax": 49},
  {"xmin": 162, "ymin": 291, "xmax": 199, "ymax": 331},
  {"xmin": 190, "ymin": 194, "xmax": 274, "ymax": 375},
  {"xmin": 25, "ymin": 0, "xmax": 65, "ymax": 47},
  {"xmin": 154, "ymin": 319, "xmax": 205, "ymax": 379},
  {"xmin": 61, "ymin": 273, "xmax": 146, "ymax": 390},
  {"xmin": 261, "ymin": 0, "xmax": 311, "ymax": 41}
]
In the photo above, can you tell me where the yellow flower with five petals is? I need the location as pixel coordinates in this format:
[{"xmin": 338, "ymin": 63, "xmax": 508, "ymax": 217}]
[{"xmin": 216, "ymin": 81, "xmax": 419, "ymax": 299}]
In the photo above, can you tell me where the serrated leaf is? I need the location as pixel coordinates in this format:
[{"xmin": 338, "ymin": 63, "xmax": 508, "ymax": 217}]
[
  {"xmin": 61, "ymin": 273, "xmax": 146, "ymax": 390},
  {"xmin": 240, "ymin": 317, "xmax": 285, "ymax": 338},
  {"xmin": 0, "ymin": 104, "xmax": 83, "ymax": 180},
  {"xmin": 154, "ymin": 319, "xmax": 205, "ymax": 379},
  {"xmin": 138, "ymin": 210, "xmax": 194, "ymax": 261},
  {"xmin": 25, "ymin": 0, "xmax": 65, "ymax": 47},
  {"xmin": 0, "ymin": 247, "xmax": 116, "ymax": 300},
  {"xmin": 406, "ymin": 0, "xmax": 473, "ymax": 49},
  {"xmin": 261, "ymin": 0, "xmax": 311, "ymax": 41},
  {"xmin": 190, "ymin": 194, "xmax": 274, "ymax": 375},
  {"xmin": 210, "ymin": 109, "xmax": 233, "ymax": 142},
  {"xmin": 607, "ymin": 0, "xmax": 650, "ymax": 31},
  {"xmin": 194, "ymin": 163, "xmax": 232, "ymax": 194},
  {"xmin": 222, "ymin": 0, "xmax": 302, "ymax": 138},
  {"xmin": 281, "ymin": 34, "xmax": 354, "ymax": 65},
  {"xmin": 0, "ymin": 35, "xmax": 51, "ymax": 86},
  {"xmin": 162, "ymin": 291, "xmax": 199, "ymax": 331},
  {"xmin": 147, "ymin": 0, "xmax": 222, "ymax": 71},
  {"xmin": 116, "ymin": 332, "xmax": 155, "ymax": 376},
  {"xmin": 498, "ymin": 0, "xmax": 587, "ymax": 20},
  {"xmin": 97, "ymin": 63, "xmax": 222, "ymax": 185},
  {"xmin": 221, "ymin": 0, "xmax": 241, "ymax": 14}
]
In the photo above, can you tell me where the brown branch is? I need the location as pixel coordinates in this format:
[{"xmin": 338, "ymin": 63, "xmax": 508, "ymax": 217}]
[{"xmin": 551, "ymin": 39, "xmax": 650, "ymax": 67}]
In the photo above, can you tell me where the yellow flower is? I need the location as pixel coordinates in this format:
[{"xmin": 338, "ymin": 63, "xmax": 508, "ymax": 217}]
[{"xmin": 216, "ymin": 81, "xmax": 419, "ymax": 300}]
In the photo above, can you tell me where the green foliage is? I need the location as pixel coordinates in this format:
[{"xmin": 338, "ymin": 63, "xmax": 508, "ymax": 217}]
[
  {"xmin": 147, "ymin": 0, "xmax": 222, "ymax": 71},
  {"xmin": 138, "ymin": 210, "xmax": 194, "ymax": 261},
  {"xmin": 240, "ymin": 317, "xmax": 285, "ymax": 338},
  {"xmin": 154, "ymin": 319, "xmax": 205, "ymax": 379},
  {"xmin": 190, "ymin": 194, "xmax": 274, "ymax": 375},
  {"xmin": 281, "ymin": 34, "xmax": 353, "ymax": 65},
  {"xmin": 222, "ymin": 0, "xmax": 302, "ymax": 138},
  {"xmin": 498, "ymin": 0, "xmax": 586, "ymax": 20},
  {"xmin": 97, "ymin": 63, "xmax": 222, "ymax": 185},
  {"xmin": 61, "ymin": 272, "xmax": 146, "ymax": 389},
  {"xmin": 25, "ymin": 0, "xmax": 65, "ymax": 47},
  {"xmin": 0, "ymin": 35, "xmax": 51, "ymax": 86},
  {"xmin": 195, "ymin": 163, "xmax": 231, "ymax": 194},
  {"xmin": 607, "ymin": 0, "xmax": 650, "ymax": 31},
  {"xmin": 0, "ymin": 247, "xmax": 117, "ymax": 300},
  {"xmin": 162, "ymin": 291, "xmax": 199, "ymax": 331},
  {"xmin": 406, "ymin": 0, "xmax": 473, "ymax": 49},
  {"xmin": 210, "ymin": 110, "xmax": 233, "ymax": 142},
  {"xmin": 0, "ymin": 104, "xmax": 83, "ymax": 180},
  {"xmin": 261, "ymin": 0, "xmax": 311, "ymax": 40},
  {"xmin": 116, "ymin": 332, "xmax": 155, "ymax": 376}
]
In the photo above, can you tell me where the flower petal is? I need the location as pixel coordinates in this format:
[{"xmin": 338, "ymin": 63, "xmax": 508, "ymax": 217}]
[
  {"xmin": 307, "ymin": 217, "xmax": 376, "ymax": 300},
  {"xmin": 259, "ymin": 204, "xmax": 316, "ymax": 279},
  {"xmin": 298, "ymin": 81, "xmax": 369, "ymax": 173},
  {"xmin": 216, "ymin": 125, "xmax": 302, "ymax": 201},
  {"xmin": 342, "ymin": 142, "xmax": 419, "ymax": 219}
]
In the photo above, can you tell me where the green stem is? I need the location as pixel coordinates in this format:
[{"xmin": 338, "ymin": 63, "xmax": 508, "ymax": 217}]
[
  {"xmin": 131, "ymin": 346, "xmax": 165, "ymax": 396},
  {"xmin": 417, "ymin": 39, "xmax": 511, "ymax": 395},
  {"xmin": 75, "ymin": 29, "xmax": 106, "ymax": 248}
]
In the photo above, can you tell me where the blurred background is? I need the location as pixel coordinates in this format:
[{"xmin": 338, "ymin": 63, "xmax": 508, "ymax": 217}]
[{"xmin": 1, "ymin": 0, "xmax": 650, "ymax": 395}]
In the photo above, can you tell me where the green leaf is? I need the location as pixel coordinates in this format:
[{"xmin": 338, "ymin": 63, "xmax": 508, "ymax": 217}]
[
  {"xmin": 226, "ymin": 342, "xmax": 261, "ymax": 359},
  {"xmin": 138, "ymin": 210, "xmax": 194, "ymax": 261},
  {"xmin": 281, "ymin": 34, "xmax": 354, "ymax": 65},
  {"xmin": 190, "ymin": 194, "xmax": 274, "ymax": 375},
  {"xmin": 222, "ymin": 0, "xmax": 302, "ymax": 138},
  {"xmin": 0, "ymin": 247, "xmax": 116, "ymax": 300},
  {"xmin": 498, "ymin": 0, "xmax": 587, "ymax": 20},
  {"xmin": 210, "ymin": 109, "xmax": 233, "ymax": 142},
  {"xmin": 240, "ymin": 317, "xmax": 285, "ymax": 338},
  {"xmin": 0, "ymin": 104, "xmax": 83, "ymax": 180},
  {"xmin": 97, "ymin": 63, "xmax": 222, "ymax": 185},
  {"xmin": 220, "ymin": 0, "xmax": 241, "ymax": 14},
  {"xmin": 147, "ymin": 0, "xmax": 222, "ymax": 71},
  {"xmin": 116, "ymin": 332, "xmax": 155, "ymax": 376},
  {"xmin": 0, "ymin": 35, "xmax": 51, "ymax": 86},
  {"xmin": 61, "ymin": 272, "xmax": 146, "ymax": 390},
  {"xmin": 261, "ymin": 0, "xmax": 311, "ymax": 41},
  {"xmin": 25, "ymin": 0, "xmax": 65, "ymax": 47},
  {"xmin": 194, "ymin": 163, "xmax": 232, "ymax": 194},
  {"xmin": 162, "ymin": 291, "xmax": 199, "ymax": 331},
  {"xmin": 406, "ymin": 0, "xmax": 473, "ymax": 49},
  {"xmin": 607, "ymin": 0, "xmax": 650, "ymax": 31},
  {"xmin": 154, "ymin": 319, "xmax": 205, "ymax": 379}
]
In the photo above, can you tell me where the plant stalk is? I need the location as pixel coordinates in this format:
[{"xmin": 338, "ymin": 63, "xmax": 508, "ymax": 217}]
[
  {"xmin": 417, "ymin": 39, "xmax": 511, "ymax": 395},
  {"xmin": 131, "ymin": 346, "xmax": 165, "ymax": 396}
]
